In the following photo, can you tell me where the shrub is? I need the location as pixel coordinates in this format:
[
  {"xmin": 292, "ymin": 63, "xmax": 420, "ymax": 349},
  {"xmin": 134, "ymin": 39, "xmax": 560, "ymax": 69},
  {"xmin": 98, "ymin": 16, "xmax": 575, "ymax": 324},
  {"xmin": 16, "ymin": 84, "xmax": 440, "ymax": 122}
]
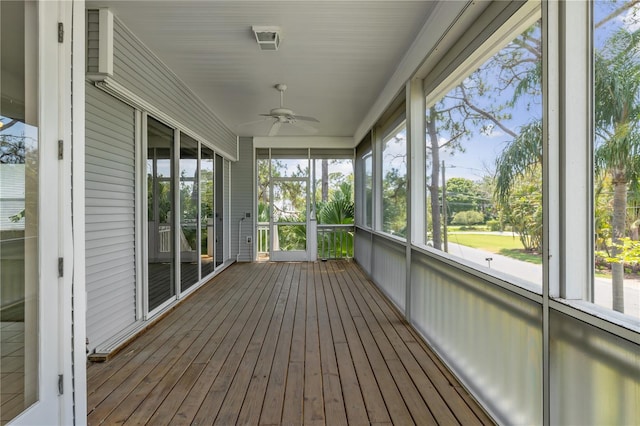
[
  {"xmin": 451, "ymin": 210, "xmax": 485, "ymax": 226},
  {"xmin": 487, "ymin": 219, "xmax": 501, "ymax": 231}
]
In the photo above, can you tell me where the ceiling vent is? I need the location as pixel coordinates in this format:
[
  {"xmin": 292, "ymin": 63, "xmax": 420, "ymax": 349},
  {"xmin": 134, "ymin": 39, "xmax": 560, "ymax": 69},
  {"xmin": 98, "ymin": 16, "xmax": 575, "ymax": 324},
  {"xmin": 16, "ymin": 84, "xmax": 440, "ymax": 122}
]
[{"xmin": 252, "ymin": 26, "xmax": 281, "ymax": 51}]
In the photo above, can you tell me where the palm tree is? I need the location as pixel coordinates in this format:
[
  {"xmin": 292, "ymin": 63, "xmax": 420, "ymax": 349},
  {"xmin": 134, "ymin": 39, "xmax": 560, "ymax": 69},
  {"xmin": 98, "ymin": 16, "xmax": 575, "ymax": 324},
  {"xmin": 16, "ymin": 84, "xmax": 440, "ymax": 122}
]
[
  {"xmin": 594, "ymin": 28, "xmax": 640, "ymax": 312},
  {"xmin": 494, "ymin": 27, "xmax": 640, "ymax": 313},
  {"xmin": 317, "ymin": 182, "xmax": 354, "ymax": 257}
]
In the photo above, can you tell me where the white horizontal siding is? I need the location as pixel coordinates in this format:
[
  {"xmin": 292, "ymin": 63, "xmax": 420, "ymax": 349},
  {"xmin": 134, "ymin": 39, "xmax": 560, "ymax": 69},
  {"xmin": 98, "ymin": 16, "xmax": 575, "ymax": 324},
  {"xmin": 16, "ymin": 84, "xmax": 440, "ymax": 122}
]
[
  {"xmin": 87, "ymin": 9, "xmax": 100, "ymax": 73},
  {"xmin": 85, "ymin": 82, "xmax": 137, "ymax": 352},
  {"xmin": 231, "ymin": 137, "xmax": 254, "ymax": 261},
  {"xmin": 111, "ymin": 18, "xmax": 237, "ymax": 160}
]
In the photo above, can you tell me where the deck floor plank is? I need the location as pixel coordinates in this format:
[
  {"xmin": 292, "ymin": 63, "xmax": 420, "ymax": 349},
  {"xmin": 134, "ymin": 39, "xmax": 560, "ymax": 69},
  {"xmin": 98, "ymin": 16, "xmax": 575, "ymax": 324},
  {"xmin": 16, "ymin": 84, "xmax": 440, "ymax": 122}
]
[
  {"xmin": 233, "ymin": 263, "xmax": 297, "ymax": 425},
  {"xmin": 303, "ymin": 263, "xmax": 326, "ymax": 425},
  {"xmin": 86, "ymin": 266, "xmax": 242, "ymax": 398},
  {"xmin": 326, "ymin": 261, "xmax": 392, "ymax": 424},
  {"xmin": 314, "ymin": 262, "xmax": 349, "ymax": 426},
  {"xmin": 190, "ymin": 262, "xmax": 287, "ymax": 424},
  {"xmin": 213, "ymin": 263, "xmax": 295, "ymax": 425},
  {"xmin": 95, "ymin": 264, "xmax": 267, "ymax": 424},
  {"xmin": 175, "ymin": 263, "xmax": 283, "ymax": 425},
  {"xmin": 85, "ymin": 265, "xmax": 242, "ymax": 384},
  {"xmin": 346, "ymin": 263, "xmax": 484, "ymax": 425},
  {"xmin": 87, "ymin": 263, "xmax": 262, "ymax": 424},
  {"xmin": 253, "ymin": 264, "xmax": 301, "ymax": 425},
  {"xmin": 278, "ymin": 263, "xmax": 308, "ymax": 426},
  {"xmin": 87, "ymin": 261, "xmax": 493, "ymax": 426},
  {"xmin": 342, "ymin": 264, "xmax": 445, "ymax": 425},
  {"xmin": 318, "ymin": 262, "xmax": 369, "ymax": 425},
  {"xmin": 329, "ymin": 262, "xmax": 415, "ymax": 425}
]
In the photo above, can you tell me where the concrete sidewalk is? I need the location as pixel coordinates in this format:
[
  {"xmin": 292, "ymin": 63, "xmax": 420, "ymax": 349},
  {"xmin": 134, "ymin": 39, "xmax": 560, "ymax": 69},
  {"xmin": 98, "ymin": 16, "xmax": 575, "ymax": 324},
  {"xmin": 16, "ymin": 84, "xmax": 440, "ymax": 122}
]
[{"xmin": 447, "ymin": 242, "xmax": 640, "ymax": 319}]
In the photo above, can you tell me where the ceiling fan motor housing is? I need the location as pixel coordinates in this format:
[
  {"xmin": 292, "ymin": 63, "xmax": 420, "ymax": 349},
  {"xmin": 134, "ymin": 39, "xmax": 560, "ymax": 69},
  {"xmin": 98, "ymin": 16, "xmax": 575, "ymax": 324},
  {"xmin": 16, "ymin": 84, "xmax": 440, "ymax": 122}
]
[{"xmin": 271, "ymin": 107, "xmax": 294, "ymax": 118}]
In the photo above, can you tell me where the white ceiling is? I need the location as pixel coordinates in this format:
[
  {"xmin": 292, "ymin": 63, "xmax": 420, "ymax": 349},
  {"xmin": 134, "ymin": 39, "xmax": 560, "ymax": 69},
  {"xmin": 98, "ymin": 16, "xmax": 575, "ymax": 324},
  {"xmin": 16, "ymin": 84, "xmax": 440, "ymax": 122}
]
[{"xmin": 86, "ymin": 1, "xmax": 440, "ymax": 138}]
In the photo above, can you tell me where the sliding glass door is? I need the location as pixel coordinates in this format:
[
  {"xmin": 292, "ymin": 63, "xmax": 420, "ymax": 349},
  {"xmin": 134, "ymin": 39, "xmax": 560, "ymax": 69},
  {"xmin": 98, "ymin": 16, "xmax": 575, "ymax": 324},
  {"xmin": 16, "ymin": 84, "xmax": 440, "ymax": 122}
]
[
  {"xmin": 146, "ymin": 117, "xmax": 175, "ymax": 312},
  {"xmin": 215, "ymin": 154, "xmax": 224, "ymax": 267},
  {"xmin": 200, "ymin": 146, "xmax": 215, "ymax": 277},
  {"xmin": 145, "ymin": 117, "xmax": 227, "ymax": 311},
  {"xmin": 179, "ymin": 133, "xmax": 199, "ymax": 292}
]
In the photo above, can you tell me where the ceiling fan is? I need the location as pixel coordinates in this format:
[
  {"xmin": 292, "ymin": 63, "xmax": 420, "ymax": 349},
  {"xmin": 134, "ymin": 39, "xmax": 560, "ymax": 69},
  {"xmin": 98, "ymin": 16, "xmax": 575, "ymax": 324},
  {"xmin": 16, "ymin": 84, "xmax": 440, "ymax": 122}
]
[{"xmin": 259, "ymin": 83, "xmax": 319, "ymax": 136}]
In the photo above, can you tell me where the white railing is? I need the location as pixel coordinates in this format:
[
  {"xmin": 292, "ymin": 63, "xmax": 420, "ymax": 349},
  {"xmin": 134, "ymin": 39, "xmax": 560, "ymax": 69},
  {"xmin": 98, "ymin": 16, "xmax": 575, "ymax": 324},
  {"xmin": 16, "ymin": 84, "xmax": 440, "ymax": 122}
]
[
  {"xmin": 159, "ymin": 225, "xmax": 171, "ymax": 252},
  {"xmin": 318, "ymin": 224, "xmax": 354, "ymax": 260},
  {"xmin": 257, "ymin": 222, "xmax": 354, "ymax": 260},
  {"xmin": 257, "ymin": 222, "xmax": 270, "ymax": 256}
]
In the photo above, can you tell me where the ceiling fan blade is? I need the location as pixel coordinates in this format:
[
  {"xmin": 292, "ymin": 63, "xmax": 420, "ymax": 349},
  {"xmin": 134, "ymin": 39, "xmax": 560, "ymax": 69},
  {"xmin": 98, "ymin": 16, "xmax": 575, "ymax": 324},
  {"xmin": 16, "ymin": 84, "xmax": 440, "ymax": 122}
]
[
  {"xmin": 294, "ymin": 115, "xmax": 320, "ymax": 123},
  {"xmin": 268, "ymin": 121, "xmax": 282, "ymax": 136},
  {"xmin": 259, "ymin": 113, "xmax": 274, "ymax": 117},
  {"xmin": 291, "ymin": 120, "xmax": 318, "ymax": 134},
  {"xmin": 236, "ymin": 117, "xmax": 269, "ymax": 128}
]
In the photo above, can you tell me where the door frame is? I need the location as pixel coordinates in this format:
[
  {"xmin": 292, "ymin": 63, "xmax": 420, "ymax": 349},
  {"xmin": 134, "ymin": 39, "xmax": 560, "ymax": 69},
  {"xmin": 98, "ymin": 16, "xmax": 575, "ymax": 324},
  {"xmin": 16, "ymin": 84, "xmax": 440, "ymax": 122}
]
[
  {"xmin": 10, "ymin": 1, "xmax": 85, "ymax": 424},
  {"xmin": 269, "ymin": 176, "xmax": 311, "ymax": 261}
]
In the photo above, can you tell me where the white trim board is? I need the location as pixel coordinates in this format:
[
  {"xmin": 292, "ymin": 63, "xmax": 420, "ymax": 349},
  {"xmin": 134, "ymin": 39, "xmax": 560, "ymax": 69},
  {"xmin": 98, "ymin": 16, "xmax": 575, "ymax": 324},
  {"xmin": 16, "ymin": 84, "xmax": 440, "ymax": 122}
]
[{"xmin": 253, "ymin": 136, "xmax": 354, "ymax": 148}]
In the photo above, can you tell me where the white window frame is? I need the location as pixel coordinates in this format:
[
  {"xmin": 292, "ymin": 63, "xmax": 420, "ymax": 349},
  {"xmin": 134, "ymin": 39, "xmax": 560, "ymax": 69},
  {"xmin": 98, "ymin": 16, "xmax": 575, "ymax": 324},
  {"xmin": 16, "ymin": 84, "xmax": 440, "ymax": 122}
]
[{"xmin": 379, "ymin": 119, "xmax": 409, "ymax": 240}]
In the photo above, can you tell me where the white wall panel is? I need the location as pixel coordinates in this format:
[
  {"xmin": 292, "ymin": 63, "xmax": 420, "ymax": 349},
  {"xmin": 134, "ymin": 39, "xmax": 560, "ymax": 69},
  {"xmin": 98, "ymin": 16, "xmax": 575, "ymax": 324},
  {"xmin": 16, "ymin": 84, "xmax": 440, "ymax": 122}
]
[
  {"xmin": 354, "ymin": 227, "xmax": 372, "ymax": 274},
  {"xmin": 109, "ymin": 18, "xmax": 237, "ymax": 160},
  {"xmin": 230, "ymin": 138, "xmax": 254, "ymax": 261},
  {"xmin": 85, "ymin": 82, "xmax": 137, "ymax": 352},
  {"xmin": 370, "ymin": 234, "xmax": 406, "ymax": 310},
  {"xmin": 550, "ymin": 310, "xmax": 639, "ymax": 425},
  {"xmin": 410, "ymin": 249, "xmax": 542, "ymax": 425}
]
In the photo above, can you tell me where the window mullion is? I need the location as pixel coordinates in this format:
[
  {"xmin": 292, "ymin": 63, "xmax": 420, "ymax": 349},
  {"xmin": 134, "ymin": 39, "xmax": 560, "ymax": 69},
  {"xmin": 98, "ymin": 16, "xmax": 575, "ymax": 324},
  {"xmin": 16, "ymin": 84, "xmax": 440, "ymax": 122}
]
[{"xmin": 558, "ymin": 0, "xmax": 593, "ymax": 301}]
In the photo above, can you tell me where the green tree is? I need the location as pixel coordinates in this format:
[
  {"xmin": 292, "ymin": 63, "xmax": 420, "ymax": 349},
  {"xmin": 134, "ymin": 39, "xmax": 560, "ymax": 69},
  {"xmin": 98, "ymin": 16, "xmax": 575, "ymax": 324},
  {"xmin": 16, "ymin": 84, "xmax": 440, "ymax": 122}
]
[
  {"xmin": 318, "ymin": 182, "xmax": 354, "ymax": 225},
  {"xmin": 496, "ymin": 168, "xmax": 543, "ymax": 251},
  {"xmin": 317, "ymin": 182, "xmax": 355, "ymax": 257},
  {"xmin": 493, "ymin": 11, "xmax": 640, "ymax": 312},
  {"xmin": 446, "ymin": 177, "xmax": 485, "ymax": 220},
  {"xmin": 594, "ymin": 27, "xmax": 640, "ymax": 312},
  {"xmin": 382, "ymin": 168, "xmax": 407, "ymax": 237},
  {"xmin": 426, "ymin": 22, "xmax": 540, "ymax": 249}
]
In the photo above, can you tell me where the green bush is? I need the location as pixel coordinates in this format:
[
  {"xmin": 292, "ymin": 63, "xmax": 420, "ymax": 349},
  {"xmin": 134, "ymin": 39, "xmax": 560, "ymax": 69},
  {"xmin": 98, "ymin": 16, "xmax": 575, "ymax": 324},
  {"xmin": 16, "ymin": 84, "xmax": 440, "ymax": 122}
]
[
  {"xmin": 451, "ymin": 210, "xmax": 485, "ymax": 226},
  {"xmin": 487, "ymin": 219, "xmax": 501, "ymax": 231}
]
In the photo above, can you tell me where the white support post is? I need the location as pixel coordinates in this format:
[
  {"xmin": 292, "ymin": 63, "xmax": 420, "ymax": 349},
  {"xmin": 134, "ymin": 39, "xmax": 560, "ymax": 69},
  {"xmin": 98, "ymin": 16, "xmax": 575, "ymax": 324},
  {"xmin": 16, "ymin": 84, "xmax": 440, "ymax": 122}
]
[
  {"xmin": 373, "ymin": 127, "xmax": 384, "ymax": 232},
  {"xmin": 141, "ymin": 113, "xmax": 150, "ymax": 319},
  {"xmin": 134, "ymin": 109, "xmax": 143, "ymax": 319},
  {"xmin": 408, "ymin": 78, "xmax": 426, "ymax": 246},
  {"xmin": 542, "ymin": 3, "xmax": 558, "ymax": 425},
  {"xmin": 174, "ymin": 129, "xmax": 181, "ymax": 298},
  {"xmin": 71, "ymin": 0, "xmax": 88, "ymax": 422},
  {"xmin": 558, "ymin": 1, "xmax": 592, "ymax": 301},
  {"xmin": 405, "ymin": 78, "xmax": 426, "ymax": 320}
]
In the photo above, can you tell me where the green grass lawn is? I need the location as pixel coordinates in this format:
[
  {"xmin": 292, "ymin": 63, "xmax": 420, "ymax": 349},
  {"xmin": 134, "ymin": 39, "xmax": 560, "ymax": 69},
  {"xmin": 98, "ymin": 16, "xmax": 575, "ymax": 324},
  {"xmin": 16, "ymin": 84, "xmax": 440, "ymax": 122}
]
[{"xmin": 448, "ymin": 233, "xmax": 543, "ymax": 264}]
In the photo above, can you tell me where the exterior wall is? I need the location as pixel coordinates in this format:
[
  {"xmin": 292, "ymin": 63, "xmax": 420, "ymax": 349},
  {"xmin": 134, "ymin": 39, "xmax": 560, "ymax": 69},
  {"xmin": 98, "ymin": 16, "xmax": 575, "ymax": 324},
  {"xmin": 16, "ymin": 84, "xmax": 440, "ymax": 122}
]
[
  {"xmin": 410, "ymin": 249, "xmax": 543, "ymax": 425},
  {"xmin": 370, "ymin": 234, "xmax": 406, "ymax": 311},
  {"xmin": 85, "ymin": 82, "xmax": 137, "ymax": 352},
  {"xmin": 84, "ymin": 9, "xmax": 239, "ymax": 355},
  {"xmin": 109, "ymin": 17, "xmax": 237, "ymax": 161},
  {"xmin": 354, "ymin": 227, "xmax": 372, "ymax": 273},
  {"xmin": 549, "ymin": 310, "xmax": 640, "ymax": 424},
  {"xmin": 231, "ymin": 137, "xmax": 255, "ymax": 262},
  {"xmin": 86, "ymin": 9, "xmax": 237, "ymax": 161},
  {"xmin": 356, "ymin": 213, "xmax": 639, "ymax": 426}
]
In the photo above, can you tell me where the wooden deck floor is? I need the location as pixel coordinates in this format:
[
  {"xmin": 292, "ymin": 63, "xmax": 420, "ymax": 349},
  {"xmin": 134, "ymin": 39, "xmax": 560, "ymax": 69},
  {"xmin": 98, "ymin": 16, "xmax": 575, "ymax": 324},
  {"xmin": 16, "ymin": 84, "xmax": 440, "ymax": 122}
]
[{"xmin": 86, "ymin": 261, "xmax": 493, "ymax": 425}]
